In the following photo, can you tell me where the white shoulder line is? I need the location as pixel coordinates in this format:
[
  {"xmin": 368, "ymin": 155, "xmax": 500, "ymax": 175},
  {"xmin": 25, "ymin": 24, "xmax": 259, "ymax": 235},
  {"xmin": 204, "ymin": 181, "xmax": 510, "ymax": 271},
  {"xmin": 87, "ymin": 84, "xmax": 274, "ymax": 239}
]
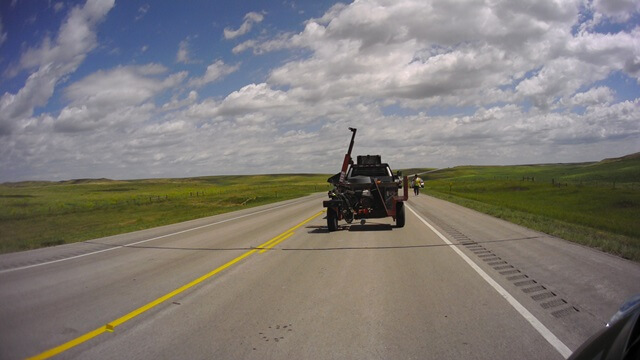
[{"xmin": 406, "ymin": 204, "xmax": 573, "ymax": 359}]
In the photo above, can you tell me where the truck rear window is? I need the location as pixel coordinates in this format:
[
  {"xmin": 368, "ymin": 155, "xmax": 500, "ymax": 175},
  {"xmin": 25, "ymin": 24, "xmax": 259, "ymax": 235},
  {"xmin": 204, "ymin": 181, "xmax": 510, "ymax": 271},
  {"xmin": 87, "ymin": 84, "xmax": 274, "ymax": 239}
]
[{"xmin": 349, "ymin": 167, "xmax": 391, "ymax": 177}]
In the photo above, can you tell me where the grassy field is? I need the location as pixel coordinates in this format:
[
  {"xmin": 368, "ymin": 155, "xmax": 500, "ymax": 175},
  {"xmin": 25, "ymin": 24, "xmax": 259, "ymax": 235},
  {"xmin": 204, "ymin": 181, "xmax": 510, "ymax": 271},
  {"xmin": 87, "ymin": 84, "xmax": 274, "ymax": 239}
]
[
  {"xmin": 422, "ymin": 153, "xmax": 640, "ymax": 262},
  {"xmin": 2, "ymin": 154, "xmax": 639, "ymax": 260},
  {"xmin": 0, "ymin": 174, "xmax": 330, "ymax": 254}
]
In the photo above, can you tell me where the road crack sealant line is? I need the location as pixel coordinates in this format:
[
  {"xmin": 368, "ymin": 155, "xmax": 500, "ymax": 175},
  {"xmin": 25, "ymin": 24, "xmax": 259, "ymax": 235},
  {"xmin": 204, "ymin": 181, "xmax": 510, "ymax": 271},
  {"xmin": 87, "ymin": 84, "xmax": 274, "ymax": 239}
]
[
  {"xmin": 26, "ymin": 210, "xmax": 325, "ymax": 360},
  {"xmin": 1, "ymin": 196, "xmax": 321, "ymax": 274},
  {"xmin": 405, "ymin": 204, "xmax": 573, "ymax": 359}
]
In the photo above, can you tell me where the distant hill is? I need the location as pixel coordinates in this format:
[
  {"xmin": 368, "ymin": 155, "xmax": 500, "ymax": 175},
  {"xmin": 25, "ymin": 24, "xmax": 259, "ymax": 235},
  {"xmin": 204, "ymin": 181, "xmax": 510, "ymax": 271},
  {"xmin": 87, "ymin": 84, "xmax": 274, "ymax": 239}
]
[
  {"xmin": 3, "ymin": 153, "xmax": 638, "ymax": 186},
  {"xmin": 600, "ymin": 152, "xmax": 640, "ymax": 163},
  {"xmin": 424, "ymin": 152, "xmax": 640, "ymax": 184}
]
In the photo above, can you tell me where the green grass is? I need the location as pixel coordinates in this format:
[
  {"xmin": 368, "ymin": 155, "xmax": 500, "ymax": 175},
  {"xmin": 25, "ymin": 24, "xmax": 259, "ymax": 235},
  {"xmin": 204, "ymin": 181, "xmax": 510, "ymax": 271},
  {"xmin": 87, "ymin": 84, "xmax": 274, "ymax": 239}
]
[
  {"xmin": 3, "ymin": 154, "xmax": 639, "ymax": 260},
  {"xmin": 423, "ymin": 153, "xmax": 640, "ymax": 262},
  {"xmin": 427, "ymin": 152, "xmax": 640, "ymax": 188},
  {"xmin": 0, "ymin": 174, "xmax": 331, "ymax": 254}
]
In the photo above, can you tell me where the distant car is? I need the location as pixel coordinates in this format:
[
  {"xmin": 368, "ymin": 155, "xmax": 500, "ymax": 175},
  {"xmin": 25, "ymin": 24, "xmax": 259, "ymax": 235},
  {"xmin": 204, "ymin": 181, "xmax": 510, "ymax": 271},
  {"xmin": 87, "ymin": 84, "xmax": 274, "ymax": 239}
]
[{"xmin": 569, "ymin": 294, "xmax": 640, "ymax": 359}]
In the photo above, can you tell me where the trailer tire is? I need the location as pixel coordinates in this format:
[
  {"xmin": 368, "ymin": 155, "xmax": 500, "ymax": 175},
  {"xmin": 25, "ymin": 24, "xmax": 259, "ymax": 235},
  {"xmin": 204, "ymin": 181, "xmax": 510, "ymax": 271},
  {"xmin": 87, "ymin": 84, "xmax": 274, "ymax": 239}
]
[
  {"xmin": 395, "ymin": 202, "xmax": 405, "ymax": 228},
  {"xmin": 327, "ymin": 208, "xmax": 339, "ymax": 232}
]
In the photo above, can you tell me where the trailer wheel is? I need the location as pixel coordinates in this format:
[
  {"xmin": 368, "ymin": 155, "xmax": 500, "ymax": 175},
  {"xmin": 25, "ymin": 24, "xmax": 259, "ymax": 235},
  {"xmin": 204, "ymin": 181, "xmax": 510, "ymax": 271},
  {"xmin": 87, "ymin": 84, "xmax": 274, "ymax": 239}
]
[
  {"xmin": 395, "ymin": 202, "xmax": 405, "ymax": 228},
  {"xmin": 327, "ymin": 208, "xmax": 339, "ymax": 232}
]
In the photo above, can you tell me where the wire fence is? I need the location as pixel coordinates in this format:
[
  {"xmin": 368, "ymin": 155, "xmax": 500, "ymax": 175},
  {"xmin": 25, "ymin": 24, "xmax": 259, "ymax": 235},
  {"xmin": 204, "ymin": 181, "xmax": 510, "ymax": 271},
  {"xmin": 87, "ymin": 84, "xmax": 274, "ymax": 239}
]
[{"xmin": 435, "ymin": 176, "xmax": 640, "ymax": 190}]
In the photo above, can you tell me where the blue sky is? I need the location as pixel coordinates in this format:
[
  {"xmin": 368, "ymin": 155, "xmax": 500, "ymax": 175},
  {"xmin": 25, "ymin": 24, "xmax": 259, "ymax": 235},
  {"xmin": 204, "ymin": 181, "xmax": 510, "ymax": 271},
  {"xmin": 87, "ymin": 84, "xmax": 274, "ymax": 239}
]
[{"xmin": 0, "ymin": 0, "xmax": 639, "ymax": 181}]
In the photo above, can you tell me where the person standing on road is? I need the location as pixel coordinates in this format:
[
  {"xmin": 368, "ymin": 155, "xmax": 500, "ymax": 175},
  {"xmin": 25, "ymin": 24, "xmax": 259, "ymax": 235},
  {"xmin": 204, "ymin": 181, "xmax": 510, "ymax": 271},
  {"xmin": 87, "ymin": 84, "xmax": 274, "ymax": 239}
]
[{"xmin": 412, "ymin": 174, "xmax": 423, "ymax": 196}]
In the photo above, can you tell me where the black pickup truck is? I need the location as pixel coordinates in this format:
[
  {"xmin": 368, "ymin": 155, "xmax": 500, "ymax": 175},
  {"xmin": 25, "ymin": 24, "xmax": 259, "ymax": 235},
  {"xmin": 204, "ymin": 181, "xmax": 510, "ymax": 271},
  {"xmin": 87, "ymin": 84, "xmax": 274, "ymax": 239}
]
[{"xmin": 323, "ymin": 128, "xmax": 408, "ymax": 231}]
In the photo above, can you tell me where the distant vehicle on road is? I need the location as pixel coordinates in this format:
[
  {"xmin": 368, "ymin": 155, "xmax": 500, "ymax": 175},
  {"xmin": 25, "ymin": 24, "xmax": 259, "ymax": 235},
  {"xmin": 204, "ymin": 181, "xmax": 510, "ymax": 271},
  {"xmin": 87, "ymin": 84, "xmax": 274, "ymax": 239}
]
[{"xmin": 323, "ymin": 128, "xmax": 408, "ymax": 231}]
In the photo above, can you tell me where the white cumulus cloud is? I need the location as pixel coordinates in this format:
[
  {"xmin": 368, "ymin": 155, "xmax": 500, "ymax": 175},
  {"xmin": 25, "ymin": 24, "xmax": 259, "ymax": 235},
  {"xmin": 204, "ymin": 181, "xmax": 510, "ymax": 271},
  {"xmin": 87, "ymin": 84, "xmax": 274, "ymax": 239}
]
[
  {"xmin": 176, "ymin": 37, "xmax": 198, "ymax": 64},
  {"xmin": 56, "ymin": 64, "xmax": 186, "ymax": 132},
  {"xmin": 188, "ymin": 60, "xmax": 240, "ymax": 88},
  {"xmin": 0, "ymin": 0, "xmax": 115, "ymax": 135},
  {"xmin": 592, "ymin": 0, "xmax": 640, "ymax": 23},
  {"xmin": 224, "ymin": 12, "xmax": 264, "ymax": 40},
  {"xmin": 2, "ymin": 0, "xmax": 639, "ymax": 182}
]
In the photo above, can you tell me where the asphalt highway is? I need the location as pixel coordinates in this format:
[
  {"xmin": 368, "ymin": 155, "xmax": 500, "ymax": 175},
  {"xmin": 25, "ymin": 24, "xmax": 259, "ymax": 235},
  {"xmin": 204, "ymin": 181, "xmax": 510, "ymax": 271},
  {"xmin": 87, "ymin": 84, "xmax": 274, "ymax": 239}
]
[{"xmin": 1, "ymin": 193, "xmax": 639, "ymax": 359}]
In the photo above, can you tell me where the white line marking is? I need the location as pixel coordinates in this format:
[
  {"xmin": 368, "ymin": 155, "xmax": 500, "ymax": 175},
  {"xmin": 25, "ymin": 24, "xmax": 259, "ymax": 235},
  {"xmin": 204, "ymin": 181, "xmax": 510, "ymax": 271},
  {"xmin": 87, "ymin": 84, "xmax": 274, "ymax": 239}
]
[
  {"xmin": 406, "ymin": 204, "xmax": 573, "ymax": 359},
  {"xmin": 0, "ymin": 197, "xmax": 314, "ymax": 274}
]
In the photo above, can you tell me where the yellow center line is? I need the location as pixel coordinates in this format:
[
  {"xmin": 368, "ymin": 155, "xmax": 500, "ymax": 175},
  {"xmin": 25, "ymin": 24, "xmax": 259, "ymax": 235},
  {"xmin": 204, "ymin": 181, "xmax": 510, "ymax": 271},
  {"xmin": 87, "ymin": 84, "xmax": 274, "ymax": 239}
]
[
  {"xmin": 256, "ymin": 231, "xmax": 293, "ymax": 250},
  {"xmin": 27, "ymin": 209, "xmax": 325, "ymax": 360},
  {"xmin": 28, "ymin": 327, "xmax": 108, "ymax": 360},
  {"xmin": 259, "ymin": 232, "xmax": 294, "ymax": 253},
  {"xmin": 256, "ymin": 210, "xmax": 326, "ymax": 252}
]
